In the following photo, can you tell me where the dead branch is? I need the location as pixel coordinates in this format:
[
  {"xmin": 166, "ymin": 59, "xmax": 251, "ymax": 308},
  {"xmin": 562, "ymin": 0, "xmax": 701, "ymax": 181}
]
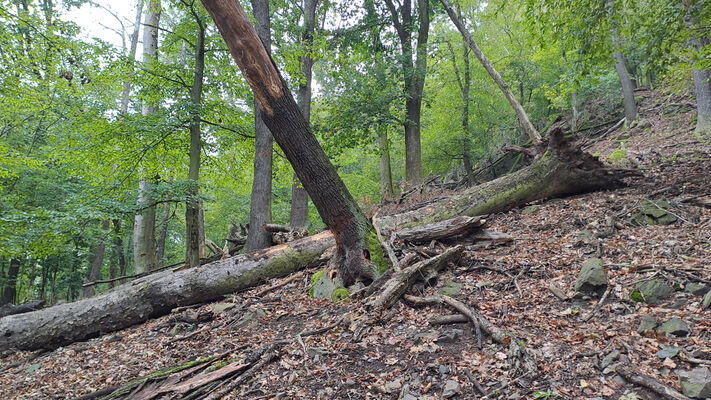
[
  {"xmin": 263, "ymin": 224, "xmax": 291, "ymax": 232},
  {"xmin": 429, "ymin": 314, "xmax": 470, "ymax": 325},
  {"xmin": 392, "ymin": 216, "xmax": 486, "ymax": 243},
  {"xmin": 615, "ymin": 363, "xmax": 689, "ymax": 400},
  {"xmin": 373, "ymin": 211, "xmax": 401, "ymax": 272}
]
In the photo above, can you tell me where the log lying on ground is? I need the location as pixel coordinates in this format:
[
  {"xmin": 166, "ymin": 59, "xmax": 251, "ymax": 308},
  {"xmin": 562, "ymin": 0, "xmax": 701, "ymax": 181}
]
[
  {"xmin": 376, "ymin": 128, "xmax": 628, "ymax": 231},
  {"xmin": 392, "ymin": 215, "xmax": 486, "ymax": 243},
  {"xmin": 0, "ymin": 299, "xmax": 45, "ymax": 318},
  {"xmin": 0, "ymin": 232, "xmax": 335, "ymax": 352}
]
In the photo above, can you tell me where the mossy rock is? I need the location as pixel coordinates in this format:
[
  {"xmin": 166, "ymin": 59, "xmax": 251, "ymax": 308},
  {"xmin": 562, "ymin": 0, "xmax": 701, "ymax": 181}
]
[
  {"xmin": 629, "ymin": 200, "xmax": 678, "ymax": 226},
  {"xmin": 633, "ymin": 279, "xmax": 673, "ymax": 304},
  {"xmin": 331, "ymin": 287, "xmax": 350, "ymax": 302}
]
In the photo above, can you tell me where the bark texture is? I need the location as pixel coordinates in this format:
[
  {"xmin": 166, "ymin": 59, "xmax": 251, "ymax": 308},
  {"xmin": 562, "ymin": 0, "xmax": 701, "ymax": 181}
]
[
  {"xmin": 376, "ymin": 128, "xmax": 626, "ymax": 231},
  {"xmin": 607, "ymin": 0, "xmax": 638, "ymax": 123},
  {"xmin": 185, "ymin": 11, "xmax": 206, "ymax": 268},
  {"xmin": 289, "ymin": 0, "xmax": 318, "ymax": 228},
  {"xmin": 0, "ymin": 232, "xmax": 335, "ymax": 352},
  {"xmin": 440, "ymin": 0, "xmax": 541, "ymax": 144},
  {"xmin": 119, "ymin": 1, "xmax": 143, "ymax": 114},
  {"xmin": 384, "ymin": 0, "xmax": 430, "ymax": 181},
  {"xmin": 693, "ymin": 65, "xmax": 711, "ymax": 135},
  {"xmin": 377, "ymin": 128, "xmax": 394, "ymax": 201},
  {"xmin": 82, "ymin": 220, "xmax": 110, "ymax": 298},
  {"xmin": 247, "ymin": 0, "xmax": 275, "ymax": 250},
  {"xmin": 202, "ymin": 0, "xmax": 379, "ymax": 287},
  {"xmin": 133, "ymin": 0, "xmax": 161, "ymax": 274}
]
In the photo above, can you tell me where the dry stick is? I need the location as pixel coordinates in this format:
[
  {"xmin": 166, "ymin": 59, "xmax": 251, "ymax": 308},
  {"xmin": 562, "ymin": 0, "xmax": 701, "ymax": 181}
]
[
  {"xmin": 615, "ymin": 363, "xmax": 689, "ymax": 400},
  {"xmin": 405, "ymin": 295, "xmax": 482, "ymax": 349},
  {"xmin": 546, "ymin": 284, "xmax": 568, "ymax": 301},
  {"xmin": 82, "ymin": 260, "xmax": 185, "ymax": 287},
  {"xmin": 372, "ymin": 211, "xmax": 401, "ymax": 272},
  {"xmin": 253, "ymin": 271, "xmax": 304, "ymax": 297},
  {"xmin": 429, "ymin": 314, "xmax": 470, "ymax": 325},
  {"xmin": 680, "ymin": 352, "xmax": 711, "ymax": 366},
  {"xmin": 583, "ymin": 285, "xmax": 613, "ymax": 322}
]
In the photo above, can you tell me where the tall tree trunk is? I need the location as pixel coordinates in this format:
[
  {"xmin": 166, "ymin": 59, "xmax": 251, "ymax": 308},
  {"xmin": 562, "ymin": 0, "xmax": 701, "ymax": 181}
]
[
  {"xmin": 185, "ymin": 13, "xmax": 206, "ymax": 269},
  {"xmin": 685, "ymin": 2, "xmax": 711, "ymax": 135},
  {"xmin": 289, "ymin": 0, "xmax": 319, "ymax": 229},
  {"xmin": 119, "ymin": 1, "xmax": 143, "ymax": 114},
  {"xmin": 385, "ymin": 0, "xmax": 429, "ymax": 182},
  {"xmin": 246, "ymin": 0, "xmax": 274, "ymax": 250},
  {"xmin": 439, "ymin": 0, "xmax": 541, "ymax": 144},
  {"xmin": 133, "ymin": 0, "xmax": 161, "ymax": 274},
  {"xmin": 82, "ymin": 220, "xmax": 110, "ymax": 298},
  {"xmin": 607, "ymin": 0, "xmax": 637, "ymax": 123},
  {"xmin": 156, "ymin": 202, "xmax": 170, "ymax": 267},
  {"xmin": 1, "ymin": 258, "xmax": 20, "ymax": 306},
  {"xmin": 377, "ymin": 128, "xmax": 394, "ymax": 201},
  {"xmin": 446, "ymin": 25, "xmax": 475, "ymax": 185},
  {"xmin": 202, "ymin": 0, "xmax": 383, "ymax": 286},
  {"xmin": 110, "ymin": 219, "xmax": 126, "ymax": 288}
]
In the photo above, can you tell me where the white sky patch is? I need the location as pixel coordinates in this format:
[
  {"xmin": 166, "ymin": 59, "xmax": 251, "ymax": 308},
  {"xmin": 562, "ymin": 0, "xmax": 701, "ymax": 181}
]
[{"xmin": 64, "ymin": 1, "xmax": 139, "ymax": 51}]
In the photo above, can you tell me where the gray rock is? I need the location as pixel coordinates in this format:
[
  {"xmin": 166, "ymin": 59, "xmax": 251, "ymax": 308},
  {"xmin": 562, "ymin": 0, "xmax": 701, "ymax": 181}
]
[
  {"xmin": 601, "ymin": 350, "xmax": 620, "ymax": 369},
  {"xmin": 439, "ymin": 281, "xmax": 463, "ymax": 298},
  {"xmin": 522, "ymin": 205, "xmax": 540, "ymax": 215},
  {"xmin": 437, "ymin": 329, "xmax": 464, "ymax": 344},
  {"xmin": 574, "ymin": 258, "xmax": 608, "ymax": 293},
  {"xmin": 402, "ymin": 395, "xmax": 418, "ymax": 400},
  {"xmin": 637, "ymin": 314, "xmax": 658, "ymax": 333},
  {"xmin": 211, "ymin": 302, "xmax": 235, "ymax": 313},
  {"xmin": 633, "ymin": 280, "xmax": 673, "ymax": 304},
  {"xmin": 655, "ymin": 346, "xmax": 682, "ymax": 359},
  {"xmin": 678, "ymin": 367, "xmax": 711, "ymax": 398},
  {"xmin": 312, "ymin": 273, "xmax": 337, "ymax": 299},
  {"xmin": 439, "ymin": 365, "xmax": 450, "ymax": 375},
  {"xmin": 232, "ymin": 308, "xmax": 266, "ymax": 329},
  {"xmin": 384, "ymin": 379, "xmax": 402, "ymax": 394},
  {"xmin": 703, "ymin": 290, "xmax": 711, "ymax": 310},
  {"xmin": 442, "ymin": 380, "xmax": 461, "ymax": 398},
  {"xmin": 657, "ymin": 318, "xmax": 689, "ymax": 337},
  {"xmin": 685, "ymin": 283, "xmax": 710, "ymax": 297}
]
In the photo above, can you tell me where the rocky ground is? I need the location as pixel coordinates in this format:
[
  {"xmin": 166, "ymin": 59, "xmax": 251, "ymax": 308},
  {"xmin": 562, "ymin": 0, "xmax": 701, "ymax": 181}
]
[{"xmin": 1, "ymin": 89, "xmax": 710, "ymax": 399}]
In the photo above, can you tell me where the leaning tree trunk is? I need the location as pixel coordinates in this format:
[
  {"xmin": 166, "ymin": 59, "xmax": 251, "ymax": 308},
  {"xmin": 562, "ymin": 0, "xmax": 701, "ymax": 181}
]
[
  {"xmin": 376, "ymin": 128, "xmax": 626, "ymax": 231},
  {"xmin": 201, "ymin": 0, "xmax": 382, "ymax": 287},
  {"xmin": 0, "ymin": 232, "xmax": 335, "ymax": 352},
  {"xmin": 440, "ymin": 0, "xmax": 541, "ymax": 144},
  {"xmin": 0, "ymin": 128, "xmax": 629, "ymax": 352},
  {"xmin": 246, "ymin": 0, "xmax": 274, "ymax": 251}
]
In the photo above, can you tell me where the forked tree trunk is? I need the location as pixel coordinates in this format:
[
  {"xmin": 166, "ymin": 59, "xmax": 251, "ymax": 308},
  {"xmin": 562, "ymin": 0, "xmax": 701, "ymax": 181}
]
[
  {"xmin": 289, "ymin": 0, "xmax": 319, "ymax": 229},
  {"xmin": 201, "ymin": 0, "xmax": 381, "ymax": 287},
  {"xmin": 246, "ymin": 0, "xmax": 274, "ymax": 250},
  {"xmin": 440, "ymin": 0, "xmax": 541, "ymax": 144}
]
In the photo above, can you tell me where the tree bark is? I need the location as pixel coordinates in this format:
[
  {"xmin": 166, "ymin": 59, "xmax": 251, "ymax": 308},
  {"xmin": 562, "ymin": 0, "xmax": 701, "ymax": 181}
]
[
  {"xmin": 439, "ymin": 0, "xmax": 541, "ymax": 144},
  {"xmin": 376, "ymin": 128, "xmax": 626, "ymax": 231},
  {"xmin": 133, "ymin": 0, "xmax": 161, "ymax": 274},
  {"xmin": 289, "ymin": 0, "xmax": 319, "ymax": 228},
  {"xmin": 201, "ymin": 0, "xmax": 381, "ymax": 287},
  {"xmin": 119, "ymin": 0, "xmax": 143, "ymax": 114},
  {"xmin": 607, "ymin": 0, "xmax": 637, "ymax": 123},
  {"xmin": 685, "ymin": 2, "xmax": 711, "ymax": 135},
  {"xmin": 156, "ymin": 202, "xmax": 170, "ymax": 267},
  {"xmin": 82, "ymin": 220, "xmax": 110, "ymax": 298},
  {"xmin": 384, "ymin": 0, "xmax": 429, "ymax": 182},
  {"xmin": 0, "ymin": 232, "xmax": 336, "ymax": 352},
  {"xmin": 377, "ymin": 128, "xmax": 394, "ymax": 201},
  {"xmin": 246, "ymin": 0, "xmax": 275, "ymax": 250},
  {"xmin": 1, "ymin": 258, "xmax": 20, "ymax": 305},
  {"xmin": 185, "ymin": 10, "xmax": 206, "ymax": 269},
  {"xmin": 110, "ymin": 219, "xmax": 126, "ymax": 288}
]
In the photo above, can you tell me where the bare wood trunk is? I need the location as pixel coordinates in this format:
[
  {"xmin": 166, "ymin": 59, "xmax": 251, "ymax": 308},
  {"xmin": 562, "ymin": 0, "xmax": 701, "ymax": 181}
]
[
  {"xmin": 246, "ymin": 0, "xmax": 274, "ymax": 250},
  {"xmin": 0, "ymin": 232, "xmax": 336, "ymax": 352},
  {"xmin": 439, "ymin": 0, "xmax": 541, "ymax": 144}
]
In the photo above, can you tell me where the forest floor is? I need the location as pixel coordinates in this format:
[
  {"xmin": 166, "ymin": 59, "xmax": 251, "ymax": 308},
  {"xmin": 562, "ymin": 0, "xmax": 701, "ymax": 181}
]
[{"xmin": 1, "ymin": 89, "xmax": 710, "ymax": 399}]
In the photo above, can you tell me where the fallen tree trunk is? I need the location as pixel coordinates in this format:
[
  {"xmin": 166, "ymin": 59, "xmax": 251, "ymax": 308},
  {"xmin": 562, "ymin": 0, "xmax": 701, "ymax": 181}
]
[
  {"xmin": 0, "ymin": 232, "xmax": 335, "ymax": 352},
  {"xmin": 376, "ymin": 128, "xmax": 628, "ymax": 231},
  {"xmin": 0, "ymin": 299, "xmax": 45, "ymax": 318}
]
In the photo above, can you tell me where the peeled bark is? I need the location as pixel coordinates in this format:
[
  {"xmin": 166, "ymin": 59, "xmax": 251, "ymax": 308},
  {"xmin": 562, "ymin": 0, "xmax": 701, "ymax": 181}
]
[
  {"xmin": 440, "ymin": 0, "xmax": 541, "ymax": 144},
  {"xmin": 0, "ymin": 232, "xmax": 335, "ymax": 352},
  {"xmin": 202, "ymin": 0, "xmax": 381, "ymax": 287},
  {"xmin": 246, "ymin": 0, "xmax": 274, "ymax": 250}
]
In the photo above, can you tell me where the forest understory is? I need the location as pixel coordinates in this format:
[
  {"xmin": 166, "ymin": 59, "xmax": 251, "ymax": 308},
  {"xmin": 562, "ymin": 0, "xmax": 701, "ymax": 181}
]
[{"xmin": 1, "ymin": 89, "xmax": 710, "ymax": 400}]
